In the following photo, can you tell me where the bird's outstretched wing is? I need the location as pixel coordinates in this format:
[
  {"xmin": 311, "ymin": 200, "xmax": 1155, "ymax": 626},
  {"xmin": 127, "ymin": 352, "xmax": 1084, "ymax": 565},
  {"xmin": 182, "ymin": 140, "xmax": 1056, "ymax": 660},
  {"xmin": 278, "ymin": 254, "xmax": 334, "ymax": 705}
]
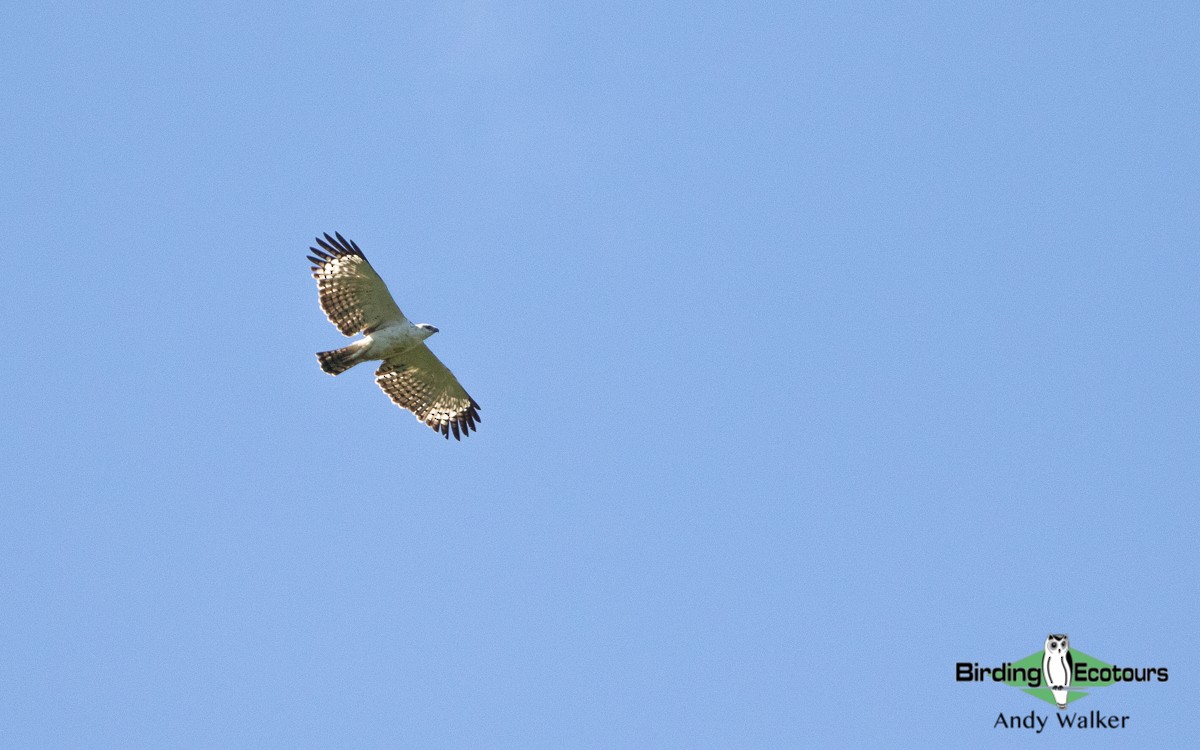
[
  {"xmin": 375, "ymin": 344, "xmax": 481, "ymax": 440},
  {"xmin": 308, "ymin": 232, "xmax": 407, "ymax": 336}
]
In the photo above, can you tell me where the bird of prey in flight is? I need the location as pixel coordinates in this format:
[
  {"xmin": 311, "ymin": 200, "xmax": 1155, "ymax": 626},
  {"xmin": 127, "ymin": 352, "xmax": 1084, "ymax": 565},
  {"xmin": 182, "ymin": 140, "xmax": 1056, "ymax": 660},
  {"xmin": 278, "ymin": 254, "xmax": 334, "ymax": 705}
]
[{"xmin": 307, "ymin": 232, "xmax": 481, "ymax": 440}]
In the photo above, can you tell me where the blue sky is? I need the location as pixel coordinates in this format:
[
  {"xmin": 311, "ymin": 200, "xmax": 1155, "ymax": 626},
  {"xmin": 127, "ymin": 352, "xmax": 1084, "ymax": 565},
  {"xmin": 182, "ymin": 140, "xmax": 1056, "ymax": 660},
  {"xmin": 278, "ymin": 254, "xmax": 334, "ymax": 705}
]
[{"xmin": 2, "ymin": 2, "xmax": 1197, "ymax": 746}]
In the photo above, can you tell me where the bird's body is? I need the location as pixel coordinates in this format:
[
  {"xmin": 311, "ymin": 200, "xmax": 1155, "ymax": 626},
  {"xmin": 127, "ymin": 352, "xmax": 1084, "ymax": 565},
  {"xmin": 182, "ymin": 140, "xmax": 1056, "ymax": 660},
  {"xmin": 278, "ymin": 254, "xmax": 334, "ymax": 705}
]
[
  {"xmin": 318, "ymin": 321, "xmax": 435, "ymax": 374},
  {"xmin": 361, "ymin": 323, "xmax": 434, "ymax": 361},
  {"xmin": 307, "ymin": 232, "xmax": 480, "ymax": 439}
]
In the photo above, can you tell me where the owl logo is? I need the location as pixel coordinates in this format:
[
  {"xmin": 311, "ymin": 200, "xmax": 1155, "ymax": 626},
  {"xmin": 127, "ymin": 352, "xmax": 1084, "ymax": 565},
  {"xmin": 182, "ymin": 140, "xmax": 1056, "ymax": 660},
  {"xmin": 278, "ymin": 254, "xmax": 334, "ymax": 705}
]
[{"xmin": 1042, "ymin": 634, "xmax": 1073, "ymax": 709}]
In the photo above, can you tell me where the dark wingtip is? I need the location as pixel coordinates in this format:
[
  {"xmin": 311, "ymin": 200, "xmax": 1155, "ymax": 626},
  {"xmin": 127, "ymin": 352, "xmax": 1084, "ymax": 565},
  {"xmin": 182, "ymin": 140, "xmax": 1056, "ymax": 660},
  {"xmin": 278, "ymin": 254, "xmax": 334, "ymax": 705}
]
[{"xmin": 312, "ymin": 232, "xmax": 364, "ymax": 260}]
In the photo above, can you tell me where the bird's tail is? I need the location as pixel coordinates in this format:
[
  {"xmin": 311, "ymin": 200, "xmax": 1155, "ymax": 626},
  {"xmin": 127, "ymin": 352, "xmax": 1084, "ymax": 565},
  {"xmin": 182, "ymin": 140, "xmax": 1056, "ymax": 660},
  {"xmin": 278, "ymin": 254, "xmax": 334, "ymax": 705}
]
[{"xmin": 317, "ymin": 344, "xmax": 365, "ymax": 375}]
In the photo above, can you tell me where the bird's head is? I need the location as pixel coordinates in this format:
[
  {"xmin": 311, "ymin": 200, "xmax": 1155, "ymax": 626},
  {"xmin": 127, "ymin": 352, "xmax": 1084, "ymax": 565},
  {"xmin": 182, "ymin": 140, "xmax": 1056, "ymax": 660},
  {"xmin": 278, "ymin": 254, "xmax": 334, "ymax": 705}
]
[{"xmin": 415, "ymin": 323, "xmax": 440, "ymax": 339}]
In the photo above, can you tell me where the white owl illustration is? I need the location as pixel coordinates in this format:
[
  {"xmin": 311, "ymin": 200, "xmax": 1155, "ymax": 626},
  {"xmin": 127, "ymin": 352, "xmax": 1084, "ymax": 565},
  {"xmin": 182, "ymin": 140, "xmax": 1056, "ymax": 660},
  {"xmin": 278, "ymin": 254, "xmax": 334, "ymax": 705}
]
[{"xmin": 1042, "ymin": 634, "xmax": 1073, "ymax": 709}]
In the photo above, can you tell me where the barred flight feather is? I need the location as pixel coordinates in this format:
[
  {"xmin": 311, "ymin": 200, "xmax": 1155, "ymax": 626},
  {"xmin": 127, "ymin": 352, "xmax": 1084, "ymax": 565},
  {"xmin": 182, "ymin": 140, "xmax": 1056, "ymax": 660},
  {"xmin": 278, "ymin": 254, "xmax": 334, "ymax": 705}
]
[
  {"xmin": 376, "ymin": 356, "xmax": 481, "ymax": 440},
  {"xmin": 309, "ymin": 232, "xmax": 406, "ymax": 336}
]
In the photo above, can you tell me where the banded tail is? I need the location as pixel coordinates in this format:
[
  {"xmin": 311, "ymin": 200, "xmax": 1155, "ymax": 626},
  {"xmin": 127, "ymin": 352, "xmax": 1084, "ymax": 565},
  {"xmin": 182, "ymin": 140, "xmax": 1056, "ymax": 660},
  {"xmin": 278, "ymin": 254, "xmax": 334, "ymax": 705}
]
[{"xmin": 317, "ymin": 344, "xmax": 365, "ymax": 375}]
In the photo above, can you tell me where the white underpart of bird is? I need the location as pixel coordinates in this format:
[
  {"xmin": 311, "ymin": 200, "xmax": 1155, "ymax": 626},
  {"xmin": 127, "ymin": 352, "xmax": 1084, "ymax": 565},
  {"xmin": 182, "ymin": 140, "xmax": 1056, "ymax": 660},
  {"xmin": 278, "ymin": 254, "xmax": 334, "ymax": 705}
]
[
  {"xmin": 307, "ymin": 232, "xmax": 481, "ymax": 440},
  {"xmin": 358, "ymin": 320, "xmax": 436, "ymax": 361}
]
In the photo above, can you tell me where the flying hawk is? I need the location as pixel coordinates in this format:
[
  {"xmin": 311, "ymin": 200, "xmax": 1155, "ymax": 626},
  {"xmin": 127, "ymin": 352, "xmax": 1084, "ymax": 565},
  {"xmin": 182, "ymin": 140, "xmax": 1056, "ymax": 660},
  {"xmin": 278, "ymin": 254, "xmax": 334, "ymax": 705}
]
[{"xmin": 308, "ymin": 232, "xmax": 481, "ymax": 440}]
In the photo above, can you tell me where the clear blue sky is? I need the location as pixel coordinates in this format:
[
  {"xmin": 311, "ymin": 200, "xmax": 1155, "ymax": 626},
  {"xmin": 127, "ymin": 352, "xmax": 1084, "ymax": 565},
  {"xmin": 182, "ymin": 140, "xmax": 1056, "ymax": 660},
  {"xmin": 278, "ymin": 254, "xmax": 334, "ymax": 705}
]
[{"xmin": 3, "ymin": 2, "xmax": 1197, "ymax": 746}]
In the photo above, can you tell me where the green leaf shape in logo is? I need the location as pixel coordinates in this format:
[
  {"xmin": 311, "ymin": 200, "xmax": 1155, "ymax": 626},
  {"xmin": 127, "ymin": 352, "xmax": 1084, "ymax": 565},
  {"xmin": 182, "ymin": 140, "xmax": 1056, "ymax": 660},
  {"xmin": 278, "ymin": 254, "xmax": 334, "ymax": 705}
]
[{"xmin": 1003, "ymin": 649, "xmax": 1116, "ymax": 706}]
